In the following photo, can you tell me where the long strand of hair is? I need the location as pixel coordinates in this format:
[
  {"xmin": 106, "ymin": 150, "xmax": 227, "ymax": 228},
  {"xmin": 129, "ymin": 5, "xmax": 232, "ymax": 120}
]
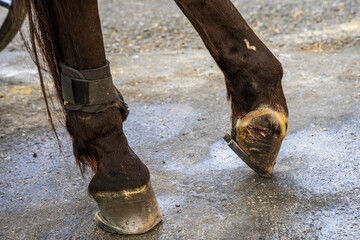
[{"xmin": 19, "ymin": 0, "xmax": 63, "ymax": 147}]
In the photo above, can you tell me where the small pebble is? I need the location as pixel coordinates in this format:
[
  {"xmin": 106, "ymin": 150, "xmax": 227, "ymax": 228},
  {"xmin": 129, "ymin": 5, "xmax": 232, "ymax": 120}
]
[{"xmin": 175, "ymin": 204, "xmax": 180, "ymax": 207}]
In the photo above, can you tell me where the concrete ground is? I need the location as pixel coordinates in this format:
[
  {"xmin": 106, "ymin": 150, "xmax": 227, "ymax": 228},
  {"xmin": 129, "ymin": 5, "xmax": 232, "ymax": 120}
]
[{"xmin": 0, "ymin": 0, "xmax": 359, "ymax": 239}]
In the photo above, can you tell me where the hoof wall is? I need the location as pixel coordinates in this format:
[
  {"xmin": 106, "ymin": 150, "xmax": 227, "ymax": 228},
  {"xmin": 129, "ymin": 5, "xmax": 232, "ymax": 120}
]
[
  {"xmin": 92, "ymin": 182, "xmax": 162, "ymax": 234},
  {"xmin": 94, "ymin": 211, "xmax": 162, "ymax": 235}
]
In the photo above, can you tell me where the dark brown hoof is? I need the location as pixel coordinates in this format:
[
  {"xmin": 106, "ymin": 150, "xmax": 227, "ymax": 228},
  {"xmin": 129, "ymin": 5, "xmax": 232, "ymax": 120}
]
[
  {"xmin": 91, "ymin": 182, "xmax": 162, "ymax": 234},
  {"xmin": 228, "ymin": 106, "xmax": 288, "ymax": 178}
]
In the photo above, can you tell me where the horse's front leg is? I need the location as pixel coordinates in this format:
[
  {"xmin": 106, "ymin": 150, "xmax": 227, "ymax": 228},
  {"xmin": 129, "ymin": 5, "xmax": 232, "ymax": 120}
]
[
  {"xmin": 25, "ymin": 0, "xmax": 161, "ymax": 234},
  {"xmin": 175, "ymin": 0, "xmax": 289, "ymax": 177}
]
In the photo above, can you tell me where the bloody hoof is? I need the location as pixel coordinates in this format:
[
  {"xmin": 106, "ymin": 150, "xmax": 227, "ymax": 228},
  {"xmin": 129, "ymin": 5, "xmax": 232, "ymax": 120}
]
[
  {"xmin": 91, "ymin": 182, "xmax": 162, "ymax": 234},
  {"xmin": 228, "ymin": 106, "xmax": 288, "ymax": 178}
]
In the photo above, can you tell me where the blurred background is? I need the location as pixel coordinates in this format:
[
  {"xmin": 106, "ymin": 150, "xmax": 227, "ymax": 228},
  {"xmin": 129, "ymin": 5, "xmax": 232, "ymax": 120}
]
[{"xmin": 3, "ymin": 0, "xmax": 360, "ymax": 54}]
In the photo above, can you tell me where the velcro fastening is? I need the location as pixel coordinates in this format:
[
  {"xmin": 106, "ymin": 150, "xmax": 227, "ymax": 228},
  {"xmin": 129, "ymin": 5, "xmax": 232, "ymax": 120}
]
[
  {"xmin": 59, "ymin": 61, "xmax": 130, "ymax": 120},
  {"xmin": 61, "ymin": 73, "xmax": 118, "ymax": 105}
]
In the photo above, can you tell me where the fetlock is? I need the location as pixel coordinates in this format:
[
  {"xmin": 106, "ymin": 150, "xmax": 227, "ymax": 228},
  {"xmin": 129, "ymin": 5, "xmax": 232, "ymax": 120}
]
[{"xmin": 65, "ymin": 107, "xmax": 150, "ymax": 191}]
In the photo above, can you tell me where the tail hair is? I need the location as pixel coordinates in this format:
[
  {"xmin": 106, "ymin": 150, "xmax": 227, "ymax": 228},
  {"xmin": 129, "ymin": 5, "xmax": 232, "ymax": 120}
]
[{"xmin": 20, "ymin": 0, "xmax": 64, "ymax": 146}]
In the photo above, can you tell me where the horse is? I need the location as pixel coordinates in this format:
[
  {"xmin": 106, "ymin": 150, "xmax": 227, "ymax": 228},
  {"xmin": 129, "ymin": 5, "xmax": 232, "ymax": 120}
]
[{"xmin": 21, "ymin": 0, "xmax": 288, "ymax": 234}]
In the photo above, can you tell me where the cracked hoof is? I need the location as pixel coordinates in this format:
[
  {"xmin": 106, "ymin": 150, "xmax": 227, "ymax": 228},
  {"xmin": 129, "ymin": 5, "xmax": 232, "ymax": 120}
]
[
  {"xmin": 92, "ymin": 182, "xmax": 162, "ymax": 234},
  {"xmin": 230, "ymin": 106, "xmax": 288, "ymax": 177}
]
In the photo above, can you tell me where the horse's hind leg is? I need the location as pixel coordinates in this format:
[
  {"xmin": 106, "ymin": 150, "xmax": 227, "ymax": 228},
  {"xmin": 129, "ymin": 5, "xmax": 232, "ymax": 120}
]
[
  {"xmin": 174, "ymin": 0, "xmax": 289, "ymax": 177},
  {"xmin": 24, "ymin": 0, "xmax": 161, "ymax": 234}
]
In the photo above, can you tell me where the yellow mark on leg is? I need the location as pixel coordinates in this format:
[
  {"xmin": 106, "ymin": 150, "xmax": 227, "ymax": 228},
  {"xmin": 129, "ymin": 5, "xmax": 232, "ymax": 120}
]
[{"xmin": 244, "ymin": 39, "xmax": 256, "ymax": 51}]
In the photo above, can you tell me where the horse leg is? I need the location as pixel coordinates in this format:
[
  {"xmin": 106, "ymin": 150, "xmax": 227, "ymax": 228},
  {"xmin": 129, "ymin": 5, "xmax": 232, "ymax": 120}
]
[
  {"xmin": 23, "ymin": 0, "xmax": 161, "ymax": 234},
  {"xmin": 174, "ymin": 0, "xmax": 289, "ymax": 177}
]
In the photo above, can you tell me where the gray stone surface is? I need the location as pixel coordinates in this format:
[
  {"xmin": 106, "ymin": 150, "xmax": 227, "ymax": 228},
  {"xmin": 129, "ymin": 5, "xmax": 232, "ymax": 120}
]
[{"xmin": 0, "ymin": 0, "xmax": 359, "ymax": 239}]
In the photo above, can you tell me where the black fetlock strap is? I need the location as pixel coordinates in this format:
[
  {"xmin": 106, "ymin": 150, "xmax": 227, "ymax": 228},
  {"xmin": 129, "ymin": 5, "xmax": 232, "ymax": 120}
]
[{"xmin": 59, "ymin": 61, "xmax": 129, "ymax": 121}]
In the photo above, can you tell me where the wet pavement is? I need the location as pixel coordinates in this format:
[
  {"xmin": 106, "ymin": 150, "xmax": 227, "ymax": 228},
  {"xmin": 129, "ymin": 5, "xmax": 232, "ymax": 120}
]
[{"xmin": 1, "ymin": 0, "xmax": 360, "ymax": 239}]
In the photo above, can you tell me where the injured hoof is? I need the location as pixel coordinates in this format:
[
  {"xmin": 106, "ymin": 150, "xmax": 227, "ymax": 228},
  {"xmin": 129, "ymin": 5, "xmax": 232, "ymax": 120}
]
[
  {"xmin": 228, "ymin": 106, "xmax": 288, "ymax": 178},
  {"xmin": 91, "ymin": 182, "xmax": 162, "ymax": 234}
]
